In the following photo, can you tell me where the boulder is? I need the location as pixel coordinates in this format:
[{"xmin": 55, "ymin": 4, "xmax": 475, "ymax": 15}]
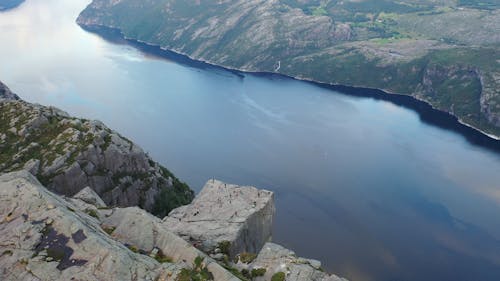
[
  {"xmin": 163, "ymin": 179, "xmax": 275, "ymax": 257},
  {"xmin": 72, "ymin": 186, "xmax": 107, "ymax": 208},
  {"xmin": 99, "ymin": 207, "xmax": 240, "ymax": 281},
  {"xmin": 250, "ymin": 243, "xmax": 348, "ymax": 281}
]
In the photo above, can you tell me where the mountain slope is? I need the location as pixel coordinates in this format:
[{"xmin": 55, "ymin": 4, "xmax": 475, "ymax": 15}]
[
  {"xmin": 0, "ymin": 81, "xmax": 194, "ymax": 217},
  {"xmin": 77, "ymin": 0, "xmax": 500, "ymax": 137}
]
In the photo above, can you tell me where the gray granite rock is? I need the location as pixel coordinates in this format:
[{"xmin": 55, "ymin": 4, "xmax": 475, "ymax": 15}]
[
  {"xmin": 99, "ymin": 206, "xmax": 240, "ymax": 281},
  {"xmin": 250, "ymin": 243, "xmax": 348, "ymax": 281},
  {"xmin": 73, "ymin": 186, "xmax": 107, "ymax": 208},
  {"xmin": 0, "ymin": 171, "xmax": 185, "ymax": 281},
  {"xmin": 163, "ymin": 179, "xmax": 275, "ymax": 257}
]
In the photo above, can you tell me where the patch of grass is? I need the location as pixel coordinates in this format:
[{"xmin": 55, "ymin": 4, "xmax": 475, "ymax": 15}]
[
  {"xmin": 238, "ymin": 252, "xmax": 256, "ymax": 264},
  {"xmin": 127, "ymin": 244, "xmax": 139, "ymax": 253},
  {"xmin": 100, "ymin": 134, "xmax": 112, "ymax": 151},
  {"xmin": 220, "ymin": 264, "xmax": 250, "ymax": 281},
  {"xmin": 218, "ymin": 241, "xmax": 231, "ymax": 256},
  {"xmin": 251, "ymin": 268, "xmax": 266, "ymax": 277},
  {"xmin": 271, "ymin": 272, "xmax": 286, "ymax": 281},
  {"xmin": 152, "ymin": 179, "xmax": 194, "ymax": 217},
  {"xmin": 176, "ymin": 256, "xmax": 214, "ymax": 281},
  {"xmin": 85, "ymin": 209, "xmax": 99, "ymax": 218}
]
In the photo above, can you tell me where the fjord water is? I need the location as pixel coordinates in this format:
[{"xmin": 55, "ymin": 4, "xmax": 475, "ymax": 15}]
[{"xmin": 1, "ymin": 0, "xmax": 500, "ymax": 280}]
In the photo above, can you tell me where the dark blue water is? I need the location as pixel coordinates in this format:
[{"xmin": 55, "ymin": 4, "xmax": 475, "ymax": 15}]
[{"xmin": 1, "ymin": 1, "xmax": 500, "ymax": 280}]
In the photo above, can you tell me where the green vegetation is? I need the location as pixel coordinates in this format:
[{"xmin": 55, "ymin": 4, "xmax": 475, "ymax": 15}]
[
  {"xmin": 78, "ymin": 0, "xmax": 500, "ymax": 137},
  {"xmin": 176, "ymin": 256, "xmax": 214, "ymax": 281},
  {"xmin": 154, "ymin": 250, "xmax": 173, "ymax": 263},
  {"xmin": 217, "ymin": 241, "xmax": 231, "ymax": 256},
  {"xmin": 251, "ymin": 268, "xmax": 266, "ymax": 277},
  {"xmin": 85, "ymin": 209, "xmax": 99, "ymax": 218},
  {"xmin": 237, "ymin": 252, "xmax": 257, "ymax": 264},
  {"xmin": 271, "ymin": 272, "xmax": 286, "ymax": 281},
  {"xmin": 220, "ymin": 264, "xmax": 251, "ymax": 281},
  {"xmin": 0, "ymin": 99, "xmax": 195, "ymax": 217},
  {"xmin": 126, "ymin": 244, "xmax": 139, "ymax": 253}
]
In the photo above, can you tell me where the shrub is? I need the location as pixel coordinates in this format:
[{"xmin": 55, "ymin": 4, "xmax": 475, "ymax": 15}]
[
  {"xmin": 271, "ymin": 272, "xmax": 285, "ymax": 281},
  {"xmin": 251, "ymin": 268, "xmax": 267, "ymax": 277},
  {"xmin": 218, "ymin": 241, "xmax": 231, "ymax": 256},
  {"xmin": 238, "ymin": 252, "xmax": 256, "ymax": 264}
]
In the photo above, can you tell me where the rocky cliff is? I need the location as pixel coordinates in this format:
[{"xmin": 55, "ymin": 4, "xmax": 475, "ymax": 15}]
[
  {"xmin": 76, "ymin": 0, "xmax": 500, "ymax": 138},
  {"xmin": 164, "ymin": 180, "xmax": 275, "ymax": 257},
  {"xmin": 0, "ymin": 171, "xmax": 344, "ymax": 281},
  {"xmin": 0, "ymin": 82, "xmax": 194, "ymax": 217},
  {"xmin": 0, "ymin": 171, "xmax": 239, "ymax": 281}
]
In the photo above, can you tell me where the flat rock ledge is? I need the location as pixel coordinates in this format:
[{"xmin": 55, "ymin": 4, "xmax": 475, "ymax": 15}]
[{"xmin": 163, "ymin": 179, "xmax": 275, "ymax": 257}]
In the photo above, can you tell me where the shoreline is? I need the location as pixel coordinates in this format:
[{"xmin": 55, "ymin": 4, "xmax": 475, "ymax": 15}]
[{"xmin": 78, "ymin": 23, "xmax": 500, "ymax": 152}]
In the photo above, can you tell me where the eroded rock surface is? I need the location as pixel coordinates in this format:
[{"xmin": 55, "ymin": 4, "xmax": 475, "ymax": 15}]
[
  {"xmin": 250, "ymin": 243, "xmax": 347, "ymax": 281},
  {"xmin": 73, "ymin": 186, "xmax": 107, "ymax": 208},
  {"xmin": 0, "ymin": 171, "xmax": 184, "ymax": 281},
  {"xmin": 164, "ymin": 180, "xmax": 275, "ymax": 257}
]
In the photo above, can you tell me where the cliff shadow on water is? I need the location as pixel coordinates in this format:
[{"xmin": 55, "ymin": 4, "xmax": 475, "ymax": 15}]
[{"xmin": 79, "ymin": 24, "xmax": 500, "ymax": 154}]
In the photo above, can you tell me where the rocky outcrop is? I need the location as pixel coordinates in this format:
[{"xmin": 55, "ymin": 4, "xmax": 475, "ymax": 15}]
[
  {"xmin": 98, "ymin": 207, "xmax": 240, "ymax": 281},
  {"xmin": 248, "ymin": 243, "xmax": 347, "ymax": 281},
  {"xmin": 73, "ymin": 186, "xmax": 107, "ymax": 208},
  {"xmin": 163, "ymin": 180, "xmax": 275, "ymax": 257},
  {"xmin": 0, "ymin": 81, "xmax": 19, "ymax": 100},
  {"xmin": 0, "ymin": 170, "xmax": 346, "ymax": 281},
  {"xmin": 0, "ymin": 171, "xmax": 242, "ymax": 281},
  {"xmin": 0, "ymin": 89, "xmax": 194, "ymax": 216},
  {"xmin": 0, "ymin": 171, "xmax": 186, "ymax": 281}
]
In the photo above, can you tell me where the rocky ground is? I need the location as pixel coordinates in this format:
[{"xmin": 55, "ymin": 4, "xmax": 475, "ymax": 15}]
[{"xmin": 0, "ymin": 171, "xmax": 345, "ymax": 281}]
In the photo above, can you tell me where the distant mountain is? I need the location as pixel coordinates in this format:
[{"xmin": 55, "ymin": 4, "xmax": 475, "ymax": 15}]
[{"xmin": 77, "ymin": 0, "xmax": 500, "ymax": 138}]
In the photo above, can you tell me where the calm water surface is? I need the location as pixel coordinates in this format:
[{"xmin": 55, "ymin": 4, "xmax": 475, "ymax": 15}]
[{"xmin": 1, "ymin": 1, "xmax": 500, "ymax": 280}]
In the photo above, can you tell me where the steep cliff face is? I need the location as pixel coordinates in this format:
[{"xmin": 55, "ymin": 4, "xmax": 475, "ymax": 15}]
[
  {"xmin": 76, "ymin": 0, "xmax": 500, "ymax": 137},
  {"xmin": 0, "ymin": 84, "xmax": 194, "ymax": 216},
  {"xmin": 164, "ymin": 180, "xmax": 275, "ymax": 257}
]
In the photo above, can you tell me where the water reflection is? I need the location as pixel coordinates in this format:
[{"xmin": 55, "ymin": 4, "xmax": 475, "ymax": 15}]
[{"xmin": 1, "ymin": 1, "xmax": 500, "ymax": 280}]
